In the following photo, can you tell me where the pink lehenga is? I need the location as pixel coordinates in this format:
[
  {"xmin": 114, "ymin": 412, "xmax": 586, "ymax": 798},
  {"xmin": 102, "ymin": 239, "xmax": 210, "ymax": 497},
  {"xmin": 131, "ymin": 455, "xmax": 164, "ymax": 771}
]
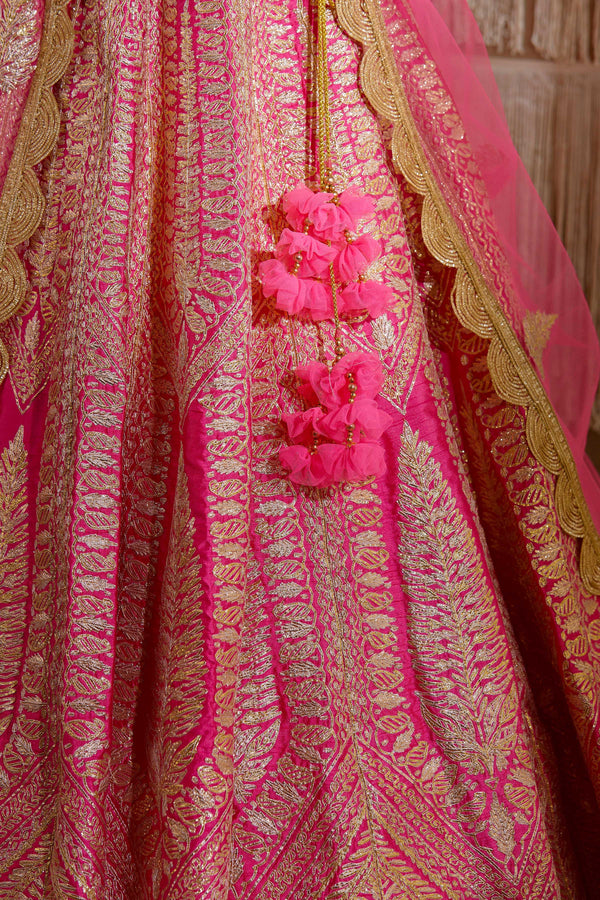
[{"xmin": 0, "ymin": 0, "xmax": 599, "ymax": 897}]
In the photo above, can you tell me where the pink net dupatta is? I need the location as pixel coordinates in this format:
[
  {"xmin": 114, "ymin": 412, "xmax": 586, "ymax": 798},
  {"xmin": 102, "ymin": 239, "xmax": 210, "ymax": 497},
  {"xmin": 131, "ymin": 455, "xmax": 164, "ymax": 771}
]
[
  {"xmin": 380, "ymin": 0, "xmax": 600, "ymax": 534},
  {"xmin": 0, "ymin": 0, "xmax": 44, "ymax": 193}
]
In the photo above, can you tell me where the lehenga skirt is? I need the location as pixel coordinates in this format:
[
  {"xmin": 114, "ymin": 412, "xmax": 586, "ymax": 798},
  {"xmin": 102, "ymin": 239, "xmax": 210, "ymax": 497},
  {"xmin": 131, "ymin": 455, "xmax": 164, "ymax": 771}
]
[{"xmin": 0, "ymin": 0, "xmax": 599, "ymax": 896}]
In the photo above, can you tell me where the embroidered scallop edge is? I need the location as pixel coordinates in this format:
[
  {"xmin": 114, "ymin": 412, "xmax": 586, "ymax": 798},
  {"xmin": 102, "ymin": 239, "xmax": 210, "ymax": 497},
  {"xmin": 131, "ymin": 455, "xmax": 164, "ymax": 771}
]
[
  {"xmin": 0, "ymin": 0, "xmax": 74, "ymax": 383},
  {"xmin": 334, "ymin": 0, "xmax": 600, "ymax": 593}
]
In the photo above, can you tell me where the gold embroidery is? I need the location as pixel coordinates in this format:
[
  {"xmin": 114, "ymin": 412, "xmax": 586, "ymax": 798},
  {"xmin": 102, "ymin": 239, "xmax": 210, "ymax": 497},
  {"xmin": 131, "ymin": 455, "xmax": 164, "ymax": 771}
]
[
  {"xmin": 0, "ymin": 0, "xmax": 73, "ymax": 381},
  {"xmin": 397, "ymin": 425, "xmax": 519, "ymax": 850},
  {"xmin": 0, "ymin": 425, "xmax": 28, "ymax": 740},
  {"xmin": 523, "ymin": 311, "xmax": 558, "ymax": 379},
  {"xmin": 334, "ymin": 0, "xmax": 600, "ymax": 593},
  {"xmin": 456, "ymin": 331, "xmax": 600, "ymax": 877},
  {"xmin": 0, "ymin": 0, "xmax": 39, "ymax": 93},
  {"xmin": 132, "ymin": 452, "xmax": 213, "ymax": 888}
]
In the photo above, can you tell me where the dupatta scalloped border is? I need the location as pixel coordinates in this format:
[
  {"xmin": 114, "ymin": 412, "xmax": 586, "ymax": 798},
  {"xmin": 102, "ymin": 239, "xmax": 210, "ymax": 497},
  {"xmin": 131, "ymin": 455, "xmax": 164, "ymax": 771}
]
[
  {"xmin": 335, "ymin": 0, "xmax": 600, "ymax": 594},
  {"xmin": 0, "ymin": 0, "xmax": 74, "ymax": 382}
]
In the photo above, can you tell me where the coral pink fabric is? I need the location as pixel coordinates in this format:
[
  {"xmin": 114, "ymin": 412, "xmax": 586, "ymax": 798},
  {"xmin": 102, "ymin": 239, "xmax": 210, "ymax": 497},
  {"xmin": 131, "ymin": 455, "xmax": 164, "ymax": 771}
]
[
  {"xmin": 334, "ymin": 233, "xmax": 381, "ymax": 282},
  {"xmin": 259, "ymin": 258, "xmax": 333, "ymax": 318},
  {"xmin": 283, "ymin": 183, "xmax": 375, "ymax": 239},
  {"xmin": 338, "ymin": 280, "xmax": 393, "ymax": 317},
  {"xmin": 275, "ymin": 228, "xmax": 337, "ymax": 277}
]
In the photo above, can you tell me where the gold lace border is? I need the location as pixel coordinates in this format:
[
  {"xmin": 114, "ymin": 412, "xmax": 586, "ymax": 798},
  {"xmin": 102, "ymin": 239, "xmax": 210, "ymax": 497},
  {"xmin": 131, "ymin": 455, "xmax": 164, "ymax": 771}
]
[
  {"xmin": 0, "ymin": 0, "xmax": 74, "ymax": 382},
  {"xmin": 335, "ymin": 0, "xmax": 600, "ymax": 593}
]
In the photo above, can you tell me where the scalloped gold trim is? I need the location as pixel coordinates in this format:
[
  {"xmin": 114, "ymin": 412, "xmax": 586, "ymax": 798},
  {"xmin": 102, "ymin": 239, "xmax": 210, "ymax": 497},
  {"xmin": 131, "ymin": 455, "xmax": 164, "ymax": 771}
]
[
  {"xmin": 335, "ymin": 0, "xmax": 600, "ymax": 593},
  {"xmin": 0, "ymin": 0, "xmax": 73, "ymax": 383}
]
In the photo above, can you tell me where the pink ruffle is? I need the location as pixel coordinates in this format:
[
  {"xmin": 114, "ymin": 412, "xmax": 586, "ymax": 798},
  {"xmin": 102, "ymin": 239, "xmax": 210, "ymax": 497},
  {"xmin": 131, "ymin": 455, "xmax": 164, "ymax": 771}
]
[
  {"xmin": 280, "ymin": 441, "xmax": 386, "ymax": 487},
  {"xmin": 283, "ymin": 183, "xmax": 375, "ymax": 241},
  {"xmin": 259, "ymin": 259, "xmax": 308, "ymax": 315},
  {"xmin": 282, "ymin": 407, "xmax": 324, "ymax": 444},
  {"xmin": 335, "ymin": 234, "xmax": 381, "ymax": 282},
  {"xmin": 314, "ymin": 442, "xmax": 386, "ymax": 484},
  {"xmin": 283, "ymin": 184, "xmax": 333, "ymax": 231},
  {"xmin": 296, "ymin": 352, "xmax": 385, "ymax": 409},
  {"xmin": 276, "ymin": 229, "xmax": 337, "ymax": 278},
  {"xmin": 284, "ymin": 399, "xmax": 391, "ymax": 446},
  {"xmin": 279, "ymin": 445, "xmax": 325, "ymax": 487},
  {"xmin": 338, "ymin": 280, "xmax": 394, "ymax": 318},
  {"xmin": 281, "ymin": 350, "xmax": 390, "ymax": 486},
  {"xmin": 302, "ymin": 281, "xmax": 334, "ymax": 321},
  {"xmin": 315, "ymin": 398, "xmax": 392, "ymax": 443},
  {"xmin": 258, "ymin": 258, "xmax": 333, "ymax": 320},
  {"xmin": 309, "ymin": 203, "xmax": 351, "ymax": 241}
]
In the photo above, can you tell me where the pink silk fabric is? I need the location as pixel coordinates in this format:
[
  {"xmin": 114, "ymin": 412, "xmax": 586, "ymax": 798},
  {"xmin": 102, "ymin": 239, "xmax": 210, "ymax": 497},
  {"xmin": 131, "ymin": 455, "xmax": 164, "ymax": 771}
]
[{"xmin": 0, "ymin": 0, "xmax": 599, "ymax": 898}]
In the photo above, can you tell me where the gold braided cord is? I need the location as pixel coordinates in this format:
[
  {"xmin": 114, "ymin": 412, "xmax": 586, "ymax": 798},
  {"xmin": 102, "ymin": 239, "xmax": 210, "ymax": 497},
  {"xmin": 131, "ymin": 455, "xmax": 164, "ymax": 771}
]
[
  {"xmin": 316, "ymin": 0, "xmax": 332, "ymax": 190},
  {"xmin": 315, "ymin": 0, "xmax": 344, "ymax": 357},
  {"xmin": 0, "ymin": 0, "xmax": 74, "ymax": 384},
  {"xmin": 334, "ymin": 0, "xmax": 600, "ymax": 593}
]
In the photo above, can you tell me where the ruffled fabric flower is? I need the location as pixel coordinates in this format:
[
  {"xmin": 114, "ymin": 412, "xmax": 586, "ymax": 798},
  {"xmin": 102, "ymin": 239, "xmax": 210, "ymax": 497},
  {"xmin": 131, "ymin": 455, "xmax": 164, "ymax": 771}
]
[
  {"xmin": 282, "ymin": 407, "xmax": 325, "ymax": 444},
  {"xmin": 279, "ymin": 445, "xmax": 325, "ymax": 488},
  {"xmin": 280, "ymin": 441, "xmax": 386, "ymax": 487},
  {"xmin": 338, "ymin": 280, "xmax": 393, "ymax": 318},
  {"xmin": 283, "ymin": 186, "xmax": 346, "ymax": 241},
  {"xmin": 315, "ymin": 398, "xmax": 392, "ymax": 443},
  {"xmin": 335, "ymin": 234, "xmax": 381, "ymax": 282},
  {"xmin": 259, "ymin": 259, "xmax": 333, "ymax": 319},
  {"xmin": 314, "ymin": 442, "xmax": 386, "ymax": 483},
  {"xmin": 283, "ymin": 184, "xmax": 334, "ymax": 231},
  {"xmin": 283, "ymin": 183, "xmax": 375, "ymax": 241},
  {"xmin": 296, "ymin": 352, "xmax": 385, "ymax": 409},
  {"xmin": 275, "ymin": 229, "xmax": 337, "ymax": 278}
]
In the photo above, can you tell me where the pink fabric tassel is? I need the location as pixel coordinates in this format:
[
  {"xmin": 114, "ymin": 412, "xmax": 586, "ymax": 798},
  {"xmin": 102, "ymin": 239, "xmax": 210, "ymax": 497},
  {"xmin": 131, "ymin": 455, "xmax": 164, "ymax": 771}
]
[
  {"xmin": 316, "ymin": 398, "xmax": 392, "ymax": 443},
  {"xmin": 282, "ymin": 407, "xmax": 325, "ymax": 444},
  {"xmin": 302, "ymin": 280, "xmax": 334, "ymax": 321},
  {"xmin": 278, "ymin": 445, "xmax": 325, "ymax": 487},
  {"xmin": 276, "ymin": 229, "xmax": 337, "ymax": 278},
  {"xmin": 335, "ymin": 233, "xmax": 381, "ymax": 282},
  {"xmin": 337, "ymin": 188, "xmax": 375, "ymax": 226},
  {"xmin": 296, "ymin": 352, "xmax": 385, "ymax": 409},
  {"xmin": 314, "ymin": 441, "xmax": 386, "ymax": 483},
  {"xmin": 283, "ymin": 183, "xmax": 375, "ymax": 241},
  {"xmin": 259, "ymin": 259, "xmax": 308, "ymax": 315},
  {"xmin": 280, "ymin": 441, "xmax": 386, "ymax": 487},
  {"xmin": 268, "ymin": 185, "xmax": 392, "ymax": 488},
  {"xmin": 283, "ymin": 183, "xmax": 333, "ymax": 231},
  {"xmin": 258, "ymin": 258, "xmax": 333, "ymax": 320}
]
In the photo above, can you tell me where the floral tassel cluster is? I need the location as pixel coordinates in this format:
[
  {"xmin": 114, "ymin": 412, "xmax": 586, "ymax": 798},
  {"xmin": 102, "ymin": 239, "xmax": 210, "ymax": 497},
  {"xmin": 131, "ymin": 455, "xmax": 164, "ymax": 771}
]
[
  {"xmin": 279, "ymin": 352, "xmax": 392, "ymax": 487},
  {"xmin": 259, "ymin": 183, "xmax": 394, "ymax": 488},
  {"xmin": 258, "ymin": 183, "xmax": 393, "ymax": 322}
]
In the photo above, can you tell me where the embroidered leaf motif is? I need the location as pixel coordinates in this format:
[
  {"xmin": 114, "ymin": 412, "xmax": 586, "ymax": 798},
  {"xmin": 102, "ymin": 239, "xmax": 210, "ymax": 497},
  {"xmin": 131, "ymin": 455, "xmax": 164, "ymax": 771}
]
[
  {"xmin": 372, "ymin": 313, "xmax": 395, "ymax": 352},
  {"xmin": 396, "ymin": 423, "xmax": 526, "ymax": 855},
  {"xmin": 0, "ymin": 425, "xmax": 28, "ymax": 730}
]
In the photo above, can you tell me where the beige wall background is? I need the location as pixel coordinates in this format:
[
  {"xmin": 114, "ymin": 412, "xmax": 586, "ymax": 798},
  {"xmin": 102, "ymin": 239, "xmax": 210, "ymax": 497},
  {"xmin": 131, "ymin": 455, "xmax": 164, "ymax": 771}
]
[{"xmin": 466, "ymin": 0, "xmax": 600, "ymax": 431}]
